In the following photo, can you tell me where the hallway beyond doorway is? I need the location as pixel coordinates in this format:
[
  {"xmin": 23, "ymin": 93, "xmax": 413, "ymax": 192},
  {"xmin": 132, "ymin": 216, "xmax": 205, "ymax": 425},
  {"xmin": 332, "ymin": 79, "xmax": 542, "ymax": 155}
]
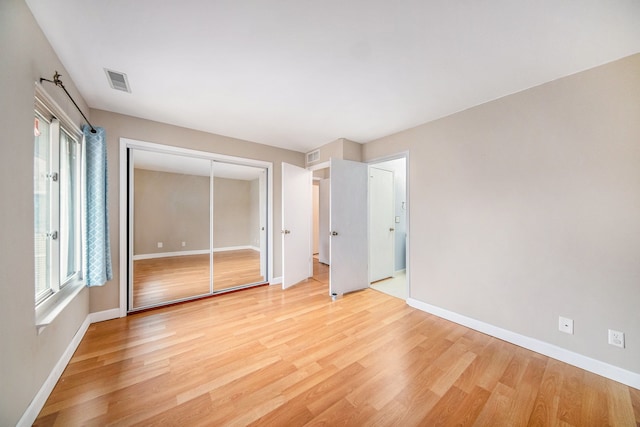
[{"xmin": 370, "ymin": 271, "xmax": 406, "ymax": 300}]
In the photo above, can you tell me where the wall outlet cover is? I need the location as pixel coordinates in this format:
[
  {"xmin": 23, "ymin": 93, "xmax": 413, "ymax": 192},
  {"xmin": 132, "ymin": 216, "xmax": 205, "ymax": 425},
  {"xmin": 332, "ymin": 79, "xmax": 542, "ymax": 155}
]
[
  {"xmin": 608, "ymin": 329, "xmax": 625, "ymax": 348},
  {"xmin": 558, "ymin": 316, "xmax": 574, "ymax": 334}
]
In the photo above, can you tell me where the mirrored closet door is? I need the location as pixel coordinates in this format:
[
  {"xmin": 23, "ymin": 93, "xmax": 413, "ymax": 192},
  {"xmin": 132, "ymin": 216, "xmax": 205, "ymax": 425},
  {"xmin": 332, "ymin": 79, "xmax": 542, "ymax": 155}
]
[
  {"xmin": 128, "ymin": 147, "xmax": 269, "ymax": 311},
  {"xmin": 211, "ymin": 162, "xmax": 267, "ymax": 291}
]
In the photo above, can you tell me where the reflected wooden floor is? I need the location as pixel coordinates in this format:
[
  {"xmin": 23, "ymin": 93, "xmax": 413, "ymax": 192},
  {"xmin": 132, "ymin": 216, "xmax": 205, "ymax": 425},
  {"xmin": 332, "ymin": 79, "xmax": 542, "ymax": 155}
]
[
  {"xmin": 36, "ymin": 271, "xmax": 639, "ymax": 426},
  {"xmin": 133, "ymin": 250, "xmax": 264, "ymax": 308}
]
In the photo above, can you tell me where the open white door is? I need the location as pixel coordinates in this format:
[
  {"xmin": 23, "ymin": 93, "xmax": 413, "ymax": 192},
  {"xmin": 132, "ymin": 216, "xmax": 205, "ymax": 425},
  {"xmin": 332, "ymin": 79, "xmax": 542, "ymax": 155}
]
[
  {"xmin": 369, "ymin": 167, "xmax": 395, "ymax": 282},
  {"xmin": 329, "ymin": 158, "xmax": 369, "ymax": 296},
  {"xmin": 318, "ymin": 178, "xmax": 330, "ymax": 265},
  {"xmin": 282, "ymin": 162, "xmax": 312, "ymax": 289}
]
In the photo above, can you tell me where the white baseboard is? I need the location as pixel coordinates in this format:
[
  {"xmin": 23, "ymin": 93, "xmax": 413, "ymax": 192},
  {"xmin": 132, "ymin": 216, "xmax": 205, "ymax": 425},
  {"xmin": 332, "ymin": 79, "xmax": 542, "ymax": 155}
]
[
  {"xmin": 213, "ymin": 245, "xmax": 259, "ymax": 253},
  {"xmin": 270, "ymin": 276, "xmax": 283, "ymax": 285},
  {"xmin": 394, "ymin": 268, "xmax": 406, "ymax": 275},
  {"xmin": 133, "ymin": 246, "xmax": 261, "ymax": 260},
  {"xmin": 18, "ymin": 315, "xmax": 91, "ymax": 427},
  {"xmin": 407, "ymin": 298, "xmax": 640, "ymax": 390},
  {"xmin": 18, "ymin": 309, "xmax": 123, "ymax": 426},
  {"xmin": 133, "ymin": 249, "xmax": 209, "ymax": 260},
  {"xmin": 89, "ymin": 308, "xmax": 121, "ymax": 323}
]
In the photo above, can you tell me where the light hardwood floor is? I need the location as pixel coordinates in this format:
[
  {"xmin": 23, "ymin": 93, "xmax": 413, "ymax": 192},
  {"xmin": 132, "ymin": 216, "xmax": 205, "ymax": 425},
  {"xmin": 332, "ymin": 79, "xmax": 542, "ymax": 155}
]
[
  {"xmin": 36, "ymin": 264, "xmax": 639, "ymax": 426},
  {"xmin": 133, "ymin": 250, "xmax": 265, "ymax": 308}
]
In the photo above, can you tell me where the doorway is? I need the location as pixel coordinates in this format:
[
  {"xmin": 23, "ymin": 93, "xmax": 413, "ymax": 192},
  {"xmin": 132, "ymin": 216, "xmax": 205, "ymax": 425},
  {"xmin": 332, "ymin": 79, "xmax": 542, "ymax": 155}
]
[
  {"xmin": 301, "ymin": 155, "xmax": 408, "ymax": 300},
  {"xmin": 368, "ymin": 157, "xmax": 407, "ymax": 300}
]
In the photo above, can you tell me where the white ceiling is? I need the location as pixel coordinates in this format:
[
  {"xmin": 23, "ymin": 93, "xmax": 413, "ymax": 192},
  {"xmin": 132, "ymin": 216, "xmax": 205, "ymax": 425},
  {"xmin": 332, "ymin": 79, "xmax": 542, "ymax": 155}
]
[{"xmin": 26, "ymin": 0, "xmax": 640, "ymax": 153}]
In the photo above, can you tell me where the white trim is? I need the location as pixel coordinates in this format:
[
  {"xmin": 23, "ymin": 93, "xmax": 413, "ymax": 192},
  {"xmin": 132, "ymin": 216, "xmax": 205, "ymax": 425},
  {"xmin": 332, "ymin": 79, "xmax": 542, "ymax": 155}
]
[
  {"xmin": 270, "ymin": 276, "xmax": 283, "ymax": 285},
  {"xmin": 132, "ymin": 246, "xmax": 262, "ymax": 260},
  {"xmin": 213, "ymin": 245, "xmax": 258, "ymax": 253},
  {"xmin": 366, "ymin": 152, "xmax": 410, "ymax": 302},
  {"xmin": 19, "ymin": 309, "xmax": 122, "ymax": 426},
  {"xmin": 18, "ymin": 315, "xmax": 91, "ymax": 427},
  {"xmin": 133, "ymin": 249, "xmax": 210, "ymax": 260},
  {"xmin": 267, "ymin": 163, "xmax": 274, "ymax": 286},
  {"xmin": 119, "ymin": 138, "xmax": 274, "ymax": 316},
  {"xmin": 307, "ymin": 160, "xmax": 330, "ymax": 172},
  {"xmin": 119, "ymin": 140, "xmax": 128, "ymax": 317},
  {"xmin": 34, "ymin": 82, "xmax": 83, "ymax": 134},
  {"xmin": 407, "ymin": 298, "xmax": 640, "ymax": 390},
  {"xmin": 394, "ymin": 268, "xmax": 406, "ymax": 275},
  {"xmin": 35, "ymin": 281, "xmax": 85, "ymax": 334},
  {"xmin": 120, "ymin": 138, "xmax": 274, "ymax": 169},
  {"xmin": 89, "ymin": 308, "xmax": 121, "ymax": 323}
]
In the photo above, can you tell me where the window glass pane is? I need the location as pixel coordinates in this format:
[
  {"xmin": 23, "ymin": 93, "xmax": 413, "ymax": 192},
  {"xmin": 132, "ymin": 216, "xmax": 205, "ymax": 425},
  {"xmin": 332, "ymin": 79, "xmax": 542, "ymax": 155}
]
[
  {"xmin": 34, "ymin": 114, "xmax": 51, "ymax": 301},
  {"xmin": 60, "ymin": 129, "xmax": 79, "ymax": 284}
]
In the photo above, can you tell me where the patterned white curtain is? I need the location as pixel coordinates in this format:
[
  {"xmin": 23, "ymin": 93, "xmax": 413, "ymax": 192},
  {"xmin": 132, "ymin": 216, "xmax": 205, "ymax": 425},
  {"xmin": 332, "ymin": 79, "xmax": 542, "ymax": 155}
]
[{"xmin": 83, "ymin": 125, "xmax": 113, "ymax": 286}]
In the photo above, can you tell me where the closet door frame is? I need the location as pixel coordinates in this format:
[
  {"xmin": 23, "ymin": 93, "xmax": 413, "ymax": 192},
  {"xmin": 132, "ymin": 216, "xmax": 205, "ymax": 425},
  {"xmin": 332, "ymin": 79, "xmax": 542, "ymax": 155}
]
[{"xmin": 119, "ymin": 138, "xmax": 273, "ymax": 316}]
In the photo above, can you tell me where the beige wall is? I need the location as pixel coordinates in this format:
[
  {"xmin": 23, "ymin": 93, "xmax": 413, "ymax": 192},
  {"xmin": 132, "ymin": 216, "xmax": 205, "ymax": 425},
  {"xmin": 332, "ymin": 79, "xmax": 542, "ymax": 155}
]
[
  {"xmin": 363, "ymin": 54, "xmax": 640, "ymax": 374},
  {"xmin": 0, "ymin": 0, "xmax": 92, "ymax": 424},
  {"xmin": 134, "ymin": 169, "xmax": 211, "ymax": 254},
  {"xmin": 89, "ymin": 109, "xmax": 305, "ymax": 313},
  {"xmin": 135, "ymin": 171, "xmax": 264, "ymax": 255},
  {"xmin": 249, "ymin": 178, "xmax": 261, "ymax": 248},
  {"xmin": 306, "ymin": 137, "xmax": 362, "ymax": 167},
  {"xmin": 342, "ymin": 139, "xmax": 363, "ymax": 162},
  {"xmin": 213, "ymin": 177, "xmax": 253, "ymax": 249}
]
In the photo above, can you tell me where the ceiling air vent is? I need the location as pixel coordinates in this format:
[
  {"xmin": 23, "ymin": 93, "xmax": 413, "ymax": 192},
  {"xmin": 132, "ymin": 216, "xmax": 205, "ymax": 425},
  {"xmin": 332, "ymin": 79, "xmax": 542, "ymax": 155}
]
[
  {"xmin": 104, "ymin": 68, "xmax": 131, "ymax": 93},
  {"xmin": 306, "ymin": 149, "xmax": 320, "ymax": 164}
]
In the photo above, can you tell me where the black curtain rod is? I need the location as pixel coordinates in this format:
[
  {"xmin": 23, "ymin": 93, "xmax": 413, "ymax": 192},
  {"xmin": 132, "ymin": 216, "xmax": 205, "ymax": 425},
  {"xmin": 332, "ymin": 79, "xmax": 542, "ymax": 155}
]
[{"xmin": 40, "ymin": 71, "xmax": 97, "ymax": 134}]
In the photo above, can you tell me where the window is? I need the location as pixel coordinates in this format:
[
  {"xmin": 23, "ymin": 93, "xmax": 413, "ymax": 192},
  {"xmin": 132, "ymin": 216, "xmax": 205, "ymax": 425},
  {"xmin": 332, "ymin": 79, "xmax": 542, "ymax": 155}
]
[{"xmin": 34, "ymin": 92, "xmax": 84, "ymax": 320}]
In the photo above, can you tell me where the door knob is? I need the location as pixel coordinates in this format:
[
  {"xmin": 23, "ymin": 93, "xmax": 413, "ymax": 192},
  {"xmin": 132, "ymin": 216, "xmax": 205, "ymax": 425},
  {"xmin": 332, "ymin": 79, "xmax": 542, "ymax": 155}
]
[
  {"xmin": 282, "ymin": 229, "xmax": 291, "ymax": 234},
  {"xmin": 389, "ymin": 228, "xmax": 395, "ymax": 231},
  {"xmin": 331, "ymin": 231, "xmax": 338, "ymax": 236}
]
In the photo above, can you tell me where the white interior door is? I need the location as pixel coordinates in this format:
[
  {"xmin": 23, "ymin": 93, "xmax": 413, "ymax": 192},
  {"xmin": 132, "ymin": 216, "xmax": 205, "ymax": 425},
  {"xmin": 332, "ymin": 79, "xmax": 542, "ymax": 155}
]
[
  {"xmin": 330, "ymin": 159, "xmax": 368, "ymax": 296},
  {"xmin": 318, "ymin": 178, "xmax": 330, "ymax": 265},
  {"xmin": 282, "ymin": 162, "xmax": 312, "ymax": 289},
  {"xmin": 369, "ymin": 167, "xmax": 395, "ymax": 282}
]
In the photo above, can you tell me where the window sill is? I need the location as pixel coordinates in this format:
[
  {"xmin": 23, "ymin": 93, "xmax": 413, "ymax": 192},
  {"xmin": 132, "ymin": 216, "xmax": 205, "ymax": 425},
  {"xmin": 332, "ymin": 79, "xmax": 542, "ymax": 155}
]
[{"xmin": 35, "ymin": 280, "xmax": 85, "ymax": 334}]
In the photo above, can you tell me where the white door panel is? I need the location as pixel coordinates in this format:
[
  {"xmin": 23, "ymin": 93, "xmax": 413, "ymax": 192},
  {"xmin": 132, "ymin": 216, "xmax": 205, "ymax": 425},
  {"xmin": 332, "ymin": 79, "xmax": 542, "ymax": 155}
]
[
  {"xmin": 330, "ymin": 159, "xmax": 368, "ymax": 296},
  {"xmin": 369, "ymin": 167, "xmax": 395, "ymax": 282},
  {"xmin": 282, "ymin": 162, "xmax": 312, "ymax": 289},
  {"xmin": 318, "ymin": 178, "xmax": 330, "ymax": 265}
]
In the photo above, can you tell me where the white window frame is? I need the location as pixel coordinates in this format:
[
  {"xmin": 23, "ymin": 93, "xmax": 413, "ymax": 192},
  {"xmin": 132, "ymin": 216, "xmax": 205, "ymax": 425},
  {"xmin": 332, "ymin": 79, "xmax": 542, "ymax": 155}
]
[{"xmin": 34, "ymin": 83, "xmax": 86, "ymax": 332}]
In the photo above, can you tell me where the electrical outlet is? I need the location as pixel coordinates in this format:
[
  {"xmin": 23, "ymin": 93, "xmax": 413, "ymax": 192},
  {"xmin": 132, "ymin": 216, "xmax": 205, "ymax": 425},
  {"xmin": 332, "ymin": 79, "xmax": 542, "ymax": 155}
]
[
  {"xmin": 558, "ymin": 316, "xmax": 573, "ymax": 334},
  {"xmin": 608, "ymin": 329, "xmax": 625, "ymax": 348},
  {"xmin": 181, "ymin": 241, "xmax": 186, "ymax": 247},
  {"xmin": 157, "ymin": 242, "xmax": 163, "ymax": 248}
]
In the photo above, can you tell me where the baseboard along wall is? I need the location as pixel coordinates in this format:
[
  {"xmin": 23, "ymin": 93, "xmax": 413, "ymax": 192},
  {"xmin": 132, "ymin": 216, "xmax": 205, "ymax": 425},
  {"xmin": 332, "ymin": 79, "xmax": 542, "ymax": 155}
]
[
  {"xmin": 133, "ymin": 246, "xmax": 260, "ymax": 261},
  {"xmin": 18, "ymin": 309, "xmax": 121, "ymax": 427},
  {"xmin": 407, "ymin": 297, "xmax": 640, "ymax": 390}
]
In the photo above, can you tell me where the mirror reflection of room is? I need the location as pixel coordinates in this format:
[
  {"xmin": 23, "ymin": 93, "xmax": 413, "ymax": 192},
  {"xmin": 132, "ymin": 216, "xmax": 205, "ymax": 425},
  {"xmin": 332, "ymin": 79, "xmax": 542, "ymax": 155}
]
[
  {"xmin": 211, "ymin": 163, "xmax": 266, "ymax": 292},
  {"xmin": 131, "ymin": 150, "xmax": 267, "ymax": 310}
]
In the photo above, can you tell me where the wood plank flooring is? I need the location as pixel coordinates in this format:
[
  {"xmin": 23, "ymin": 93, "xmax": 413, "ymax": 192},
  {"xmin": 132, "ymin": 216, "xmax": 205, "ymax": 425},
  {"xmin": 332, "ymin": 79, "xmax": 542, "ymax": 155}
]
[
  {"xmin": 36, "ymin": 265, "xmax": 639, "ymax": 426},
  {"xmin": 133, "ymin": 250, "xmax": 264, "ymax": 308}
]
